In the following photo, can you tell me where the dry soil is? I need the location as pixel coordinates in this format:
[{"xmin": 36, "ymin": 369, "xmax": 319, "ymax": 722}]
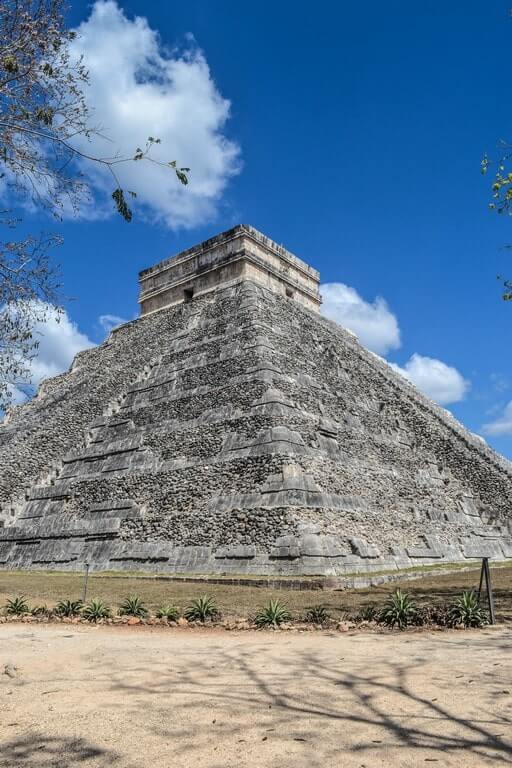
[{"xmin": 0, "ymin": 623, "xmax": 511, "ymax": 767}]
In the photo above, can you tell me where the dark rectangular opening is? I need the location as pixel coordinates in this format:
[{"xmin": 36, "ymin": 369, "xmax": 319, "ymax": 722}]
[{"xmin": 183, "ymin": 287, "xmax": 194, "ymax": 302}]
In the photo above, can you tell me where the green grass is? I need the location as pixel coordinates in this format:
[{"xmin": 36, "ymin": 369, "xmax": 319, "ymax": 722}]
[{"xmin": 0, "ymin": 564, "xmax": 510, "ymax": 623}]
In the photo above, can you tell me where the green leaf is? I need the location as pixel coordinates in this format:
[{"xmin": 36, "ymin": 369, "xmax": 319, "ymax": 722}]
[{"xmin": 112, "ymin": 188, "xmax": 132, "ymax": 222}]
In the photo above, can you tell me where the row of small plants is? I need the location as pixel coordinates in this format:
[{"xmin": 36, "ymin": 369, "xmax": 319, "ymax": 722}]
[
  {"xmin": 358, "ymin": 588, "xmax": 488, "ymax": 629},
  {"xmin": 3, "ymin": 594, "xmax": 219, "ymax": 623},
  {"xmin": 2, "ymin": 589, "xmax": 488, "ymax": 629}
]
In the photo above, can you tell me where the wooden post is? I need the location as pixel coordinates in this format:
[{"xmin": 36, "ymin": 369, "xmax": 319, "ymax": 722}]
[
  {"xmin": 477, "ymin": 557, "xmax": 495, "ymax": 625},
  {"xmin": 82, "ymin": 563, "xmax": 90, "ymax": 604}
]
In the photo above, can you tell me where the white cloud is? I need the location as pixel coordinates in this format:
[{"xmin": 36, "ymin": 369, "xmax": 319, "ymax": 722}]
[
  {"xmin": 3, "ymin": 303, "xmax": 94, "ymax": 406},
  {"xmin": 69, "ymin": 0, "xmax": 240, "ymax": 228},
  {"xmin": 99, "ymin": 314, "xmax": 127, "ymax": 334},
  {"xmin": 390, "ymin": 353, "xmax": 469, "ymax": 405},
  {"xmin": 320, "ymin": 282, "xmax": 401, "ymax": 355},
  {"xmin": 320, "ymin": 282, "xmax": 471, "ymax": 405},
  {"xmin": 482, "ymin": 401, "xmax": 512, "ymax": 436}
]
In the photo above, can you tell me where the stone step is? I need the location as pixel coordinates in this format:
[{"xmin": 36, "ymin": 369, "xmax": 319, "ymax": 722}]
[
  {"xmin": 28, "ymin": 482, "xmax": 73, "ymax": 501},
  {"xmin": 88, "ymin": 418, "xmax": 137, "ymax": 444},
  {"xmin": 86, "ymin": 499, "xmax": 141, "ymax": 520},
  {"xmin": 0, "ymin": 516, "xmax": 120, "ymax": 542},
  {"xmin": 17, "ymin": 498, "xmax": 68, "ymax": 520},
  {"xmin": 63, "ymin": 436, "xmax": 143, "ymax": 463}
]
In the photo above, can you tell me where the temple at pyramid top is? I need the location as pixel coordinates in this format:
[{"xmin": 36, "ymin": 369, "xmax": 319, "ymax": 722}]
[{"xmin": 138, "ymin": 224, "xmax": 322, "ymax": 316}]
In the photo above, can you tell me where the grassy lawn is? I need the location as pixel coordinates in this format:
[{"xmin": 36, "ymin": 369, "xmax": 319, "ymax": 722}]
[{"xmin": 0, "ymin": 564, "xmax": 510, "ymax": 622}]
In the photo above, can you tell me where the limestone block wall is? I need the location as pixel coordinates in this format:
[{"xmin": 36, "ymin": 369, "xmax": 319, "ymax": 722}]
[
  {"xmin": 0, "ymin": 277, "xmax": 511, "ymax": 575},
  {"xmin": 139, "ymin": 224, "xmax": 321, "ymax": 314}
]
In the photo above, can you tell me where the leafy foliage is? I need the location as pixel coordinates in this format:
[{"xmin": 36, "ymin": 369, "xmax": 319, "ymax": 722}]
[
  {"xmin": 500, "ymin": 277, "xmax": 512, "ymax": 302},
  {"xmin": 0, "ymin": 0, "xmax": 89, "ymax": 214},
  {"xmin": 82, "ymin": 598, "xmax": 111, "ymax": 622},
  {"xmin": 118, "ymin": 595, "xmax": 148, "ymax": 618},
  {"xmin": 482, "ymin": 151, "xmax": 512, "ymax": 217},
  {"xmin": 155, "ymin": 604, "xmax": 180, "ymax": 621},
  {"xmin": 254, "ymin": 599, "xmax": 291, "ymax": 628},
  {"xmin": 55, "ymin": 599, "xmax": 83, "ymax": 617},
  {"xmin": 30, "ymin": 603, "xmax": 53, "ymax": 617},
  {"xmin": 5, "ymin": 594, "xmax": 29, "ymax": 615},
  {"xmin": 0, "ymin": 3, "xmax": 189, "ymax": 219},
  {"xmin": 304, "ymin": 604, "xmax": 330, "ymax": 625},
  {"xmin": 184, "ymin": 595, "xmax": 218, "ymax": 623},
  {"xmin": 449, "ymin": 590, "xmax": 487, "ymax": 628},
  {"xmin": 379, "ymin": 589, "xmax": 417, "ymax": 630},
  {"xmin": 482, "ymin": 150, "xmax": 512, "ymax": 300},
  {"xmin": 0, "ymin": 1, "xmax": 189, "ymax": 411},
  {"xmin": 0, "ymin": 235, "xmax": 62, "ymax": 411},
  {"xmin": 111, "ymin": 189, "xmax": 133, "ymax": 223}
]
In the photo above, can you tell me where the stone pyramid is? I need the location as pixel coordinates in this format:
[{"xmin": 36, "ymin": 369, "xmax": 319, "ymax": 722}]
[{"xmin": 1, "ymin": 224, "xmax": 511, "ymax": 575}]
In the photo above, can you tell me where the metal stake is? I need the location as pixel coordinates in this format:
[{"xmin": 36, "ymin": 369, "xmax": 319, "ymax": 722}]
[
  {"xmin": 477, "ymin": 557, "xmax": 495, "ymax": 625},
  {"xmin": 82, "ymin": 563, "xmax": 90, "ymax": 604}
]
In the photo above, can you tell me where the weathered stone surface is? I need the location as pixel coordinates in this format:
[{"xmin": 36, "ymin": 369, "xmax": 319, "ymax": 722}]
[{"xmin": 0, "ymin": 224, "xmax": 511, "ymax": 574}]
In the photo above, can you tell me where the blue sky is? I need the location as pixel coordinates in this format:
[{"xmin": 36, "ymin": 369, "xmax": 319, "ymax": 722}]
[{"xmin": 14, "ymin": 1, "xmax": 512, "ymax": 458}]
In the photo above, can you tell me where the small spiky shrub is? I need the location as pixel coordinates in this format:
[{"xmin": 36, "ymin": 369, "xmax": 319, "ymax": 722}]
[
  {"xmin": 55, "ymin": 599, "xmax": 83, "ymax": 618},
  {"xmin": 184, "ymin": 595, "xmax": 218, "ymax": 623},
  {"xmin": 155, "ymin": 604, "xmax": 180, "ymax": 621},
  {"xmin": 379, "ymin": 589, "xmax": 417, "ymax": 630},
  {"xmin": 305, "ymin": 604, "xmax": 331, "ymax": 625},
  {"xmin": 449, "ymin": 591, "xmax": 487, "ymax": 628},
  {"xmin": 357, "ymin": 604, "xmax": 378, "ymax": 622},
  {"xmin": 30, "ymin": 604, "xmax": 53, "ymax": 618},
  {"xmin": 5, "ymin": 595, "xmax": 29, "ymax": 615},
  {"xmin": 82, "ymin": 598, "xmax": 111, "ymax": 622},
  {"xmin": 255, "ymin": 599, "xmax": 291, "ymax": 628},
  {"xmin": 118, "ymin": 595, "xmax": 148, "ymax": 618}
]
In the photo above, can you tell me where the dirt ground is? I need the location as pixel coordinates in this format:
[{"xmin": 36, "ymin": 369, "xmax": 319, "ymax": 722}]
[
  {"xmin": 0, "ymin": 564, "xmax": 511, "ymax": 622},
  {"xmin": 0, "ymin": 623, "xmax": 511, "ymax": 768}
]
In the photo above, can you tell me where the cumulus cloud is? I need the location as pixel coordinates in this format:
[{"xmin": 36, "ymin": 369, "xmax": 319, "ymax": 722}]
[
  {"xmin": 99, "ymin": 314, "xmax": 127, "ymax": 334},
  {"xmin": 320, "ymin": 282, "xmax": 401, "ymax": 355},
  {"xmin": 482, "ymin": 401, "xmax": 512, "ymax": 436},
  {"xmin": 69, "ymin": 0, "xmax": 240, "ymax": 228},
  {"xmin": 390, "ymin": 353, "xmax": 469, "ymax": 405},
  {"xmin": 4, "ymin": 303, "xmax": 94, "ymax": 406},
  {"xmin": 321, "ymin": 282, "xmax": 470, "ymax": 405}
]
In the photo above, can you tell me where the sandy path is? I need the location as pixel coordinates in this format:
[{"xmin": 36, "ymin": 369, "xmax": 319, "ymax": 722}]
[{"xmin": 0, "ymin": 624, "xmax": 511, "ymax": 767}]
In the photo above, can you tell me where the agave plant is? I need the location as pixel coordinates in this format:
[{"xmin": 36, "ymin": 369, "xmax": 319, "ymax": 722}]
[
  {"xmin": 255, "ymin": 599, "xmax": 291, "ymax": 628},
  {"xmin": 82, "ymin": 598, "xmax": 111, "ymax": 622},
  {"xmin": 379, "ymin": 589, "xmax": 417, "ymax": 629},
  {"xmin": 449, "ymin": 591, "xmax": 487, "ymax": 628},
  {"xmin": 30, "ymin": 604, "xmax": 53, "ymax": 618},
  {"xmin": 118, "ymin": 595, "xmax": 148, "ymax": 618},
  {"xmin": 5, "ymin": 595, "xmax": 29, "ymax": 615},
  {"xmin": 184, "ymin": 595, "xmax": 218, "ymax": 623},
  {"xmin": 155, "ymin": 604, "xmax": 180, "ymax": 621},
  {"xmin": 305, "ymin": 604, "xmax": 330, "ymax": 625},
  {"xmin": 55, "ymin": 599, "xmax": 83, "ymax": 618}
]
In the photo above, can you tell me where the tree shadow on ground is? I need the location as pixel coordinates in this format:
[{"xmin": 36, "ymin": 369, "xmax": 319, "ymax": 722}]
[
  {"xmin": 0, "ymin": 734, "xmax": 118, "ymax": 768},
  {"xmin": 108, "ymin": 634, "xmax": 512, "ymax": 766}
]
